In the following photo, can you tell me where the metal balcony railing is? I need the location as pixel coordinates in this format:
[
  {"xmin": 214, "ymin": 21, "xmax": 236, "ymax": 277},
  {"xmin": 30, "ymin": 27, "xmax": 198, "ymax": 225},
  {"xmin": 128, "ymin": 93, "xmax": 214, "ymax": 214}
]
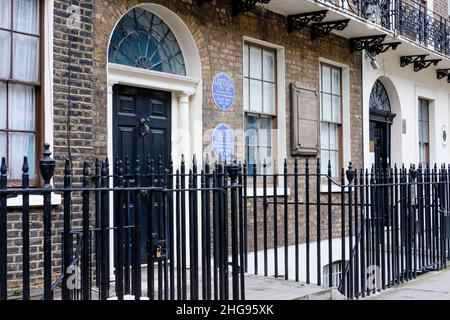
[{"xmin": 316, "ymin": 0, "xmax": 450, "ymax": 57}]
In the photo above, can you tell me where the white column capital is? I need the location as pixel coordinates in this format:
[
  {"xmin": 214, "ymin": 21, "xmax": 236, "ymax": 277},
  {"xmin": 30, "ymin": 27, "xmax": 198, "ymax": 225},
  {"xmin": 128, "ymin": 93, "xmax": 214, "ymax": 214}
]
[{"xmin": 177, "ymin": 91, "xmax": 193, "ymax": 103}]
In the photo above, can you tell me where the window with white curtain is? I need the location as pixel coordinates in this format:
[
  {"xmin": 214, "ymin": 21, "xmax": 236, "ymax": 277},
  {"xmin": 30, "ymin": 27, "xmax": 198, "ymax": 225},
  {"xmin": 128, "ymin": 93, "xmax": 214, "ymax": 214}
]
[
  {"xmin": 0, "ymin": 0, "xmax": 41, "ymax": 181},
  {"xmin": 244, "ymin": 43, "xmax": 277, "ymax": 175}
]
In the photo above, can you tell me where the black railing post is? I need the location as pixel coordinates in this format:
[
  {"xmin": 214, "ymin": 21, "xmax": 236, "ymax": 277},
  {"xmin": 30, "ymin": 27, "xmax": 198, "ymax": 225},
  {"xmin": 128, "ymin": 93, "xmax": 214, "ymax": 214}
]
[
  {"xmin": 94, "ymin": 159, "xmax": 101, "ymax": 288},
  {"xmin": 114, "ymin": 159, "xmax": 124, "ymax": 300},
  {"xmin": 340, "ymin": 168, "xmax": 346, "ymax": 296},
  {"xmin": 0, "ymin": 158, "xmax": 7, "ymax": 300},
  {"xmin": 227, "ymin": 162, "xmax": 240, "ymax": 301},
  {"xmin": 346, "ymin": 162, "xmax": 356, "ymax": 299},
  {"xmin": 62, "ymin": 159, "xmax": 72, "ymax": 300},
  {"xmin": 327, "ymin": 161, "xmax": 333, "ymax": 288},
  {"xmin": 305, "ymin": 159, "xmax": 310, "ymax": 284},
  {"xmin": 40, "ymin": 143, "xmax": 56, "ymax": 301},
  {"xmin": 82, "ymin": 162, "xmax": 90, "ymax": 300},
  {"xmin": 409, "ymin": 165, "xmax": 418, "ymax": 279},
  {"xmin": 22, "ymin": 158, "xmax": 30, "ymax": 300},
  {"xmin": 100, "ymin": 160, "xmax": 110, "ymax": 300},
  {"xmin": 316, "ymin": 159, "xmax": 321, "ymax": 286},
  {"xmin": 284, "ymin": 159, "xmax": 289, "ymax": 280},
  {"xmin": 133, "ymin": 159, "xmax": 142, "ymax": 300}
]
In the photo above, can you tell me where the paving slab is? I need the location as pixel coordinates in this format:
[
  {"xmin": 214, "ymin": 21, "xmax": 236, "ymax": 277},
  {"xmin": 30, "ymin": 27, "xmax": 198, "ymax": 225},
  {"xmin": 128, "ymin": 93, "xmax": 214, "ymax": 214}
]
[
  {"xmin": 365, "ymin": 268, "xmax": 450, "ymax": 300},
  {"xmin": 244, "ymin": 275, "xmax": 345, "ymax": 300}
]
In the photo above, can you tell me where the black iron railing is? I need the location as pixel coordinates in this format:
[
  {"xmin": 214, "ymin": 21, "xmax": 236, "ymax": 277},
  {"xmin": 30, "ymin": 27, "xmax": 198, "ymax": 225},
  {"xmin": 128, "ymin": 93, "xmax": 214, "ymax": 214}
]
[
  {"xmin": 317, "ymin": 0, "xmax": 450, "ymax": 57},
  {"xmin": 0, "ymin": 145, "xmax": 449, "ymax": 300}
]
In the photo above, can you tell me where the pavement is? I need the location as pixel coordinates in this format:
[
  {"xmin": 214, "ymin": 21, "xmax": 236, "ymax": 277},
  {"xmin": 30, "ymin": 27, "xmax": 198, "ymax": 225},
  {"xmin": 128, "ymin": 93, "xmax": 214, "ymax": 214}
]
[
  {"xmin": 244, "ymin": 275, "xmax": 346, "ymax": 300},
  {"xmin": 365, "ymin": 268, "xmax": 450, "ymax": 300}
]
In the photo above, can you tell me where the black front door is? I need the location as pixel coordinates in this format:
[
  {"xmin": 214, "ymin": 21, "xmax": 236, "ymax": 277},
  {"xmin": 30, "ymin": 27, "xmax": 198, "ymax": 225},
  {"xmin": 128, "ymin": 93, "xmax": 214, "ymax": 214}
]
[
  {"xmin": 370, "ymin": 120, "xmax": 390, "ymax": 168},
  {"xmin": 113, "ymin": 84, "xmax": 171, "ymax": 260}
]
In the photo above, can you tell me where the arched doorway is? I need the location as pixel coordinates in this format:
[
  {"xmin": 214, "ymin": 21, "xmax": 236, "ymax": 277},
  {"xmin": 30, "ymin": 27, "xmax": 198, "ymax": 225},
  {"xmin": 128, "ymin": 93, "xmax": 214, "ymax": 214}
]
[
  {"xmin": 106, "ymin": 5, "xmax": 202, "ymax": 262},
  {"xmin": 369, "ymin": 80, "xmax": 396, "ymax": 168}
]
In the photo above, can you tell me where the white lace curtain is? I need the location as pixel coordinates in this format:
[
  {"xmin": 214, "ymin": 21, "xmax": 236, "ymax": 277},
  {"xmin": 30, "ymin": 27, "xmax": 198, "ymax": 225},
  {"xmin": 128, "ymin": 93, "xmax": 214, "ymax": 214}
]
[{"xmin": 0, "ymin": 0, "xmax": 39, "ymax": 179}]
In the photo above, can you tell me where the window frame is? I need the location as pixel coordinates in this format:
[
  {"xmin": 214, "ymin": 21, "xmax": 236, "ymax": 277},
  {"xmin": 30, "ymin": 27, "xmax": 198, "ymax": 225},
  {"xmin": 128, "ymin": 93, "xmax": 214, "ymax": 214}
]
[
  {"xmin": 0, "ymin": 0, "xmax": 45, "ymax": 187},
  {"xmin": 243, "ymin": 42, "xmax": 278, "ymax": 175},
  {"xmin": 320, "ymin": 62, "xmax": 343, "ymax": 177},
  {"xmin": 418, "ymin": 98, "xmax": 430, "ymax": 165}
]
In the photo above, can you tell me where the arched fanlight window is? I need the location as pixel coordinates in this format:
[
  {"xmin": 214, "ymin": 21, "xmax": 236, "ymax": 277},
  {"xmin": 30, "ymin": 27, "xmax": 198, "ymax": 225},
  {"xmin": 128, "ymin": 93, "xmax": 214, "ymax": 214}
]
[
  {"xmin": 369, "ymin": 80, "xmax": 391, "ymax": 112},
  {"xmin": 108, "ymin": 7, "xmax": 186, "ymax": 76}
]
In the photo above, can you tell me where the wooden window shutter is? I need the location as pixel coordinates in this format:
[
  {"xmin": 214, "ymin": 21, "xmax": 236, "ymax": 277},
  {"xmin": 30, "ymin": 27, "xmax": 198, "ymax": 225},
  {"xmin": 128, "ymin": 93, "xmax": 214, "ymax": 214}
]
[{"xmin": 290, "ymin": 83, "xmax": 320, "ymax": 156}]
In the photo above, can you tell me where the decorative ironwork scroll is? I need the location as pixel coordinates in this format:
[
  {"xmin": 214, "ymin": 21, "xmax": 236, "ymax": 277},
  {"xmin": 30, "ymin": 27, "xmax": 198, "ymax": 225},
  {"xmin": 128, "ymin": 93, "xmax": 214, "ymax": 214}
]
[
  {"xmin": 287, "ymin": 10, "xmax": 328, "ymax": 33},
  {"xmin": 311, "ymin": 19, "xmax": 350, "ymax": 40}
]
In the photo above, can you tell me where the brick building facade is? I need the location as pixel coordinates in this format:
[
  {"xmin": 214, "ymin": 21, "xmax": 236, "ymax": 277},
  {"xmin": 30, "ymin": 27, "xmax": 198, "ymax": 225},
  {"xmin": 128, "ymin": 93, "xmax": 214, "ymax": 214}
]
[{"xmin": 2, "ymin": 0, "xmax": 450, "ymax": 295}]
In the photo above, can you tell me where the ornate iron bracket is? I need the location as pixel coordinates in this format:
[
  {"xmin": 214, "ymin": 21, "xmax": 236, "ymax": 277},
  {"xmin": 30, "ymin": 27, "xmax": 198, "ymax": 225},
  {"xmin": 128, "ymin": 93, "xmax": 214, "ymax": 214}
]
[
  {"xmin": 286, "ymin": 10, "xmax": 328, "ymax": 33},
  {"xmin": 350, "ymin": 35, "xmax": 386, "ymax": 53},
  {"xmin": 311, "ymin": 19, "xmax": 350, "ymax": 40},
  {"xmin": 366, "ymin": 42, "xmax": 401, "ymax": 57},
  {"xmin": 414, "ymin": 59, "xmax": 441, "ymax": 72},
  {"xmin": 400, "ymin": 55, "xmax": 428, "ymax": 68},
  {"xmin": 437, "ymin": 69, "xmax": 450, "ymax": 80},
  {"xmin": 231, "ymin": 0, "xmax": 271, "ymax": 16}
]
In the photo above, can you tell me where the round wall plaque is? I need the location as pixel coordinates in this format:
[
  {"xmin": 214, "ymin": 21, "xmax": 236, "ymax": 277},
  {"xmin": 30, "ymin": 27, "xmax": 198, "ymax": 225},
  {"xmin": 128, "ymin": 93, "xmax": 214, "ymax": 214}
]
[
  {"xmin": 211, "ymin": 123, "xmax": 235, "ymax": 161},
  {"xmin": 212, "ymin": 72, "xmax": 235, "ymax": 111}
]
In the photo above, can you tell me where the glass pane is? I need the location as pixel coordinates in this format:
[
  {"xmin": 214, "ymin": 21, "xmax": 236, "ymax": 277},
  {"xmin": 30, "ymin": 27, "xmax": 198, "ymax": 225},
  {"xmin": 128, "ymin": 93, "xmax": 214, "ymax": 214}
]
[
  {"xmin": 322, "ymin": 94, "xmax": 332, "ymax": 122},
  {"xmin": 0, "ymin": 82, "xmax": 6, "ymax": 129},
  {"xmin": 0, "ymin": 31, "xmax": 11, "ymax": 78},
  {"xmin": 321, "ymin": 123, "xmax": 329, "ymax": 149},
  {"xmin": 8, "ymin": 84, "xmax": 35, "ymax": 131},
  {"xmin": 322, "ymin": 65, "xmax": 331, "ymax": 93},
  {"xmin": 247, "ymin": 146, "xmax": 257, "ymax": 165},
  {"xmin": 422, "ymin": 103, "xmax": 429, "ymax": 121},
  {"xmin": 9, "ymin": 132, "xmax": 35, "ymax": 179},
  {"xmin": 263, "ymin": 50, "xmax": 275, "ymax": 82},
  {"xmin": 0, "ymin": 0, "xmax": 11, "ymax": 29},
  {"xmin": 259, "ymin": 117, "xmax": 272, "ymax": 148},
  {"xmin": 12, "ymin": 33, "xmax": 39, "ymax": 82},
  {"xmin": 330, "ymin": 124, "xmax": 339, "ymax": 150},
  {"xmin": 246, "ymin": 115, "xmax": 258, "ymax": 146},
  {"xmin": 249, "ymin": 46, "xmax": 262, "ymax": 79},
  {"xmin": 260, "ymin": 147, "xmax": 273, "ymax": 174},
  {"xmin": 423, "ymin": 122, "xmax": 429, "ymax": 143},
  {"xmin": 243, "ymin": 45, "xmax": 249, "ymax": 78},
  {"xmin": 243, "ymin": 78, "xmax": 249, "ymax": 111},
  {"xmin": 250, "ymin": 80, "xmax": 262, "ymax": 112},
  {"xmin": 332, "ymin": 95, "xmax": 341, "ymax": 123},
  {"xmin": 0, "ymin": 132, "xmax": 5, "ymax": 160},
  {"xmin": 332, "ymin": 68, "xmax": 341, "ymax": 95},
  {"xmin": 419, "ymin": 121, "xmax": 423, "ymax": 142},
  {"xmin": 321, "ymin": 150, "xmax": 329, "ymax": 175},
  {"xmin": 13, "ymin": 0, "xmax": 40, "ymax": 35},
  {"xmin": 263, "ymin": 82, "xmax": 275, "ymax": 114},
  {"xmin": 330, "ymin": 151, "xmax": 339, "ymax": 177},
  {"xmin": 419, "ymin": 144, "xmax": 426, "ymax": 164}
]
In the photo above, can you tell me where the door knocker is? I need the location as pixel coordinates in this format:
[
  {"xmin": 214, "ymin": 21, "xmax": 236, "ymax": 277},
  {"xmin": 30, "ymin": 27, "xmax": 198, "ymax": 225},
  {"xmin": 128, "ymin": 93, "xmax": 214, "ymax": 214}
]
[{"xmin": 139, "ymin": 117, "xmax": 151, "ymax": 137}]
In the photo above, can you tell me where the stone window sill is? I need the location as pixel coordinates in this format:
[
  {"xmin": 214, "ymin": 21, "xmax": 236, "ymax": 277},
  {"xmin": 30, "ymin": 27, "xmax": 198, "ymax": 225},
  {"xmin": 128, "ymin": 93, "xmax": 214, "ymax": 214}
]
[{"xmin": 7, "ymin": 194, "xmax": 62, "ymax": 208}]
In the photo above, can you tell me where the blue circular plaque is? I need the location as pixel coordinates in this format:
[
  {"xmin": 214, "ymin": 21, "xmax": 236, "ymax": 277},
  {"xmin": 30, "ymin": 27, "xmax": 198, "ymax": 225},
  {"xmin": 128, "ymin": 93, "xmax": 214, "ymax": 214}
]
[
  {"xmin": 212, "ymin": 72, "xmax": 235, "ymax": 111},
  {"xmin": 212, "ymin": 123, "xmax": 235, "ymax": 161}
]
